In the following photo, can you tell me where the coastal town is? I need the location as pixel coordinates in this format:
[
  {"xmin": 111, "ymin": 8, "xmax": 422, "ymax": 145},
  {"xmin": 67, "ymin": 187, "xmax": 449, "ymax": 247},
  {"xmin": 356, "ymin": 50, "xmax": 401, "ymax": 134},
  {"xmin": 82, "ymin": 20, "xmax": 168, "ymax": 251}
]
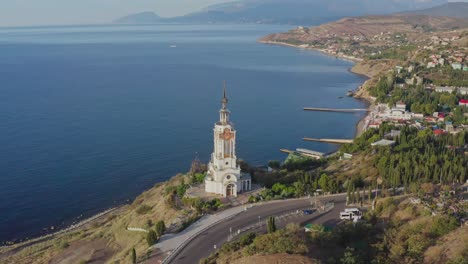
[
  {"xmin": 262, "ymin": 14, "xmax": 467, "ymax": 140},
  {"xmin": 360, "ymin": 51, "xmax": 468, "ymax": 136}
]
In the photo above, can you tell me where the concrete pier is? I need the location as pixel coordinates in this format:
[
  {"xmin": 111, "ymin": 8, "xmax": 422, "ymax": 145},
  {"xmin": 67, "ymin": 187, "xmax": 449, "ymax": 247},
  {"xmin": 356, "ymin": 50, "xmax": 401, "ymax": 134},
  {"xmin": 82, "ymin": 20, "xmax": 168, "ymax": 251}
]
[
  {"xmin": 280, "ymin": 149, "xmax": 295, "ymax": 154},
  {"xmin": 304, "ymin": 107, "xmax": 370, "ymax": 113},
  {"xmin": 280, "ymin": 149, "xmax": 323, "ymax": 160},
  {"xmin": 303, "ymin": 138, "xmax": 354, "ymax": 144}
]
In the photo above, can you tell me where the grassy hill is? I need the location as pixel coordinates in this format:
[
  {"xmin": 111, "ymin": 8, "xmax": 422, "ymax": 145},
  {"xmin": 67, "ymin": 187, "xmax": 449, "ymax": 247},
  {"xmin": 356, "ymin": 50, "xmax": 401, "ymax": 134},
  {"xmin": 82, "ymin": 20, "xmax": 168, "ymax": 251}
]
[{"xmin": 261, "ymin": 14, "xmax": 468, "ymax": 45}]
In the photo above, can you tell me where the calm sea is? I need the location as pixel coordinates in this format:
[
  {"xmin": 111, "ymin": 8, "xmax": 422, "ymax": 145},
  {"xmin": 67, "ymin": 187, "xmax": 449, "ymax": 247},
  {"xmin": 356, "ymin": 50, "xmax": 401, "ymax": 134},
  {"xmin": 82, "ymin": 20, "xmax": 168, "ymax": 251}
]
[{"xmin": 0, "ymin": 24, "xmax": 366, "ymax": 242}]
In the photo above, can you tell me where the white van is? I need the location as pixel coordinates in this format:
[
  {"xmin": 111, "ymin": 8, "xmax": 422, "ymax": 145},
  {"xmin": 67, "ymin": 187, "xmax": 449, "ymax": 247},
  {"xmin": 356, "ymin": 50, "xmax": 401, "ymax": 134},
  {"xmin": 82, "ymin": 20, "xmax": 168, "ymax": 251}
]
[
  {"xmin": 345, "ymin": 208, "xmax": 362, "ymax": 216},
  {"xmin": 340, "ymin": 212, "xmax": 353, "ymax": 220},
  {"xmin": 340, "ymin": 208, "xmax": 362, "ymax": 220}
]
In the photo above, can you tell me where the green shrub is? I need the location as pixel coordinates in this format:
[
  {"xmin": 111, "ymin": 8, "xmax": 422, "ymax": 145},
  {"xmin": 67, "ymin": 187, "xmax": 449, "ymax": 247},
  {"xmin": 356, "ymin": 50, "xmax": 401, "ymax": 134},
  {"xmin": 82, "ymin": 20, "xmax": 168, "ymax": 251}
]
[
  {"xmin": 176, "ymin": 184, "xmax": 188, "ymax": 198},
  {"xmin": 221, "ymin": 241, "xmax": 240, "ymax": 253},
  {"xmin": 58, "ymin": 241, "xmax": 70, "ymax": 249},
  {"xmin": 192, "ymin": 173, "xmax": 206, "ymax": 184},
  {"xmin": 248, "ymin": 195, "xmax": 257, "ymax": 203},
  {"xmin": 242, "ymin": 244, "xmax": 257, "ymax": 257},
  {"xmin": 136, "ymin": 204, "xmax": 152, "ymax": 215},
  {"xmin": 155, "ymin": 220, "xmax": 166, "ymax": 237},
  {"xmin": 239, "ymin": 233, "xmax": 256, "ymax": 246},
  {"xmin": 146, "ymin": 219, "xmax": 153, "ymax": 228},
  {"xmin": 146, "ymin": 229, "xmax": 158, "ymax": 246},
  {"xmin": 429, "ymin": 215, "xmax": 458, "ymax": 237},
  {"xmin": 448, "ymin": 255, "xmax": 468, "ymax": 264},
  {"xmin": 178, "ymin": 215, "xmax": 201, "ymax": 232},
  {"xmin": 340, "ymin": 247, "xmax": 363, "ymax": 264},
  {"xmin": 407, "ymin": 234, "xmax": 431, "ymax": 259},
  {"xmin": 164, "ymin": 185, "xmax": 177, "ymax": 196},
  {"xmin": 268, "ymin": 160, "xmax": 281, "ymax": 170},
  {"xmin": 251, "ymin": 229, "xmax": 308, "ymax": 255}
]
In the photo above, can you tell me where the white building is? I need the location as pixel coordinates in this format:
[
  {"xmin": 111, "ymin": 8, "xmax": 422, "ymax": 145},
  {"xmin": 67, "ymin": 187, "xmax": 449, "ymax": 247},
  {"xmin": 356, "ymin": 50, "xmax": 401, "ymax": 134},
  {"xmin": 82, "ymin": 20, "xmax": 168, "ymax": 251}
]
[
  {"xmin": 388, "ymin": 108, "xmax": 413, "ymax": 120},
  {"xmin": 377, "ymin": 102, "xmax": 412, "ymax": 120},
  {"xmin": 452, "ymin": 63, "xmax": 462, "ymax": 70},
  {"xmin": 435, "ymin": 86, "xmax": 456, "ymax": 93},
  {"xmin": 459, "ymin": 87, "xmax": 468, "ymax": 95},
  {"xmin": 205, "ymin": 87, "xmax": 251, "ymax": 197},
  {"xmin": 395, "ymin": 101, "xmax": 406, "ymax": 111},
  {"xmin": 435, "ymin": 86, "xmax": 468, "ymax": 95},
  {"xmin": 427, "ymin": 62, "xmax": 437, "ymax": 69}
]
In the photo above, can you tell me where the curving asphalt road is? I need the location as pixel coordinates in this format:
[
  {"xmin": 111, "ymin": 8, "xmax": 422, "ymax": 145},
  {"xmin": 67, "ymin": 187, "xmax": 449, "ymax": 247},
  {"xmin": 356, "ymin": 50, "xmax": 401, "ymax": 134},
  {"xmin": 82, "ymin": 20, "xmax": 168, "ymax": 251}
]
[{"xmin": 171, "ymin": 194, "xmax": 346, "ymax": 264}]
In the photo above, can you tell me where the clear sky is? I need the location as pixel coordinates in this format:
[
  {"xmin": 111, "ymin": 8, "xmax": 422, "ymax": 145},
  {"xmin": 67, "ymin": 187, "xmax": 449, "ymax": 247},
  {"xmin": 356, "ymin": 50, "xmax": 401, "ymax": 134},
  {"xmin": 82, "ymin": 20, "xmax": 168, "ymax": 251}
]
[{"xmin": 0, "ymin": 0, "xmax": 231, "ymax": 27}]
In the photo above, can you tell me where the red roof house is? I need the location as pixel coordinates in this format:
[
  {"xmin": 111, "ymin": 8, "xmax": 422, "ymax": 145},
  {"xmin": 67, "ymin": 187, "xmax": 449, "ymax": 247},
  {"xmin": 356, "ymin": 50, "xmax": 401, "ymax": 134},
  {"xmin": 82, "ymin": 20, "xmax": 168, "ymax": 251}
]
[
  {"xmin": 368, "ymin": 122, "xmax": 381, "ymax": 129},
  {"xmin": 433, "ymin": 129, "xmax": 445, "ymax": 136},
  {"xmin": 460, "ymin": 99, "xmax": 468, "ymax": 107},
  {"xmin": 438, "ymin": 113, "xmax": 445, "ymax": 121}
]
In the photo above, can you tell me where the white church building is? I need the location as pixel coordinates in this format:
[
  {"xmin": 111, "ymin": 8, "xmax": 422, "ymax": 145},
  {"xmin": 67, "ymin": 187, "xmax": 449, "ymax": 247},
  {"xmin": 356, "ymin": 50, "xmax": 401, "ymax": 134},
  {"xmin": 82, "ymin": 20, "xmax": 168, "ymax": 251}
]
[{"xmin": 205, "ymin": 86, "xmax": 252, "ymax": 197}]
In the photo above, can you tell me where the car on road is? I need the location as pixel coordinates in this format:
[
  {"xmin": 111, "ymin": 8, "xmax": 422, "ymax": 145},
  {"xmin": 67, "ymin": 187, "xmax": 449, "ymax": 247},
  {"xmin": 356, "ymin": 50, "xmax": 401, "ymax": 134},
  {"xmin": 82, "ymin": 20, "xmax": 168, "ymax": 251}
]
[{"xmin": 303, "ymin": 209, "xmax": 313, "ymax": 215}]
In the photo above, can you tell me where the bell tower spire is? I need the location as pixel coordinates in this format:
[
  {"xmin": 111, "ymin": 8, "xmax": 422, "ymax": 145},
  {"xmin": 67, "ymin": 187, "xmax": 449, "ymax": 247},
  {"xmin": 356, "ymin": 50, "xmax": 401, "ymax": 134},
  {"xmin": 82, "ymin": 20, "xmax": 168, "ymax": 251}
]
[{"xmin": 220, "ymin": 81, "xmax": 230, "ymax": 124}]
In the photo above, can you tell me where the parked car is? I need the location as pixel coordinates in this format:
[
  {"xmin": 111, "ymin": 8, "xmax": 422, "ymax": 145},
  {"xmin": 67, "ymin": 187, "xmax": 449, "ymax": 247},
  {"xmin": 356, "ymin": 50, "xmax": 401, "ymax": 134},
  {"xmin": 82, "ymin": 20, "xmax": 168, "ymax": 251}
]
[{"xmin": 303, "ymin": 209, "xmax": 313, "ymax": 215}]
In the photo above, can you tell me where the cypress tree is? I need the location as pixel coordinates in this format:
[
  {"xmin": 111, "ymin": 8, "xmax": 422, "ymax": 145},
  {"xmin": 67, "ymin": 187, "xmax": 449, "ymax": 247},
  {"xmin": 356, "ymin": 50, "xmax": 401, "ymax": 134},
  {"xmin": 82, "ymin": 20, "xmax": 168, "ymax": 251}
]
[
  {"xmin": 146, "ymin": 229, "xmax": 158, "ymax": 246},
  {"xmin": 357, "ymin": 188, "xmax": 361, "ymax": 204},
  {"xmin": 346, "ymin": 184, "xmax": 351, "ymax": 205},
  {"xmin": 155, "ymin": 220, "xmax": 166, "ymax": 237},
  {"xmin": 131, "ymin": 247, "xmax": 136, "ymax": 264},
  {"xmin": 267, "ymin": 216, "xmax": 276, "ymax": 233},
  {"xmin": 368, "ymin": 185, "xmax": 372, "ymax": 201}
]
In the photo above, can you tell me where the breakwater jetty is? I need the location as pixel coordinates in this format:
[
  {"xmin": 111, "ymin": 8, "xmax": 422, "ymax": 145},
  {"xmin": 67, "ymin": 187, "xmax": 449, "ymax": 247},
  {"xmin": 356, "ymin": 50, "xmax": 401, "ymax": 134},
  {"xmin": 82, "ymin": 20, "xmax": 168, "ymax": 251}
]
[
  {"xmin": 279, "ymin": 148, "xmax": 339, "ymax": 160},
  {"xmin": 304, "ymin": 107, "xmax": 370, "ymax": 113},
  {"xmin": 303, "ymin": 138, "xmax": 354, "ymax": 144},
  {"xmin": 280, "ymin": 149, "xmax": 324, "ymax": 160}
]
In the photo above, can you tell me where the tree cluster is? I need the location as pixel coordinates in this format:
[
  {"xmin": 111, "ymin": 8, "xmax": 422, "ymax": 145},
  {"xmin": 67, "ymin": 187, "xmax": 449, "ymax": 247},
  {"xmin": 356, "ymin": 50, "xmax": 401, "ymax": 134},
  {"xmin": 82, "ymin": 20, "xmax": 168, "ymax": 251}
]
[{"xmin": 373, "ymin": 126, "xmax": 467, "ymax": 187}]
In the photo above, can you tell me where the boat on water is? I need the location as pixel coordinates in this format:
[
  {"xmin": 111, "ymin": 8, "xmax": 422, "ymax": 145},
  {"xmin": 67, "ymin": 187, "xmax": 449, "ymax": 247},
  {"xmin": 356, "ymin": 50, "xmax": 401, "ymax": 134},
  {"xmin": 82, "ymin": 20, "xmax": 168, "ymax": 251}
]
[
  {"xmin": 346, "ymin": 90, "xmax": 354, "ymax": 97},
  {"xmin": 170, "ymin": 45, "xmax": 177, "ymax": 48}
]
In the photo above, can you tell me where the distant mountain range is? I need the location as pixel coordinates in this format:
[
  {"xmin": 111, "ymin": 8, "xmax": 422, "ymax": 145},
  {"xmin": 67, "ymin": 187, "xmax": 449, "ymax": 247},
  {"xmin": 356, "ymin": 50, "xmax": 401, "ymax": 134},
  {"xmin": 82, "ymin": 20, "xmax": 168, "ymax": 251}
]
[
  {"xmin": 400, "ymin": 2, "xmax": 468, "ymax": 18},
  {"xmin": 114, "ymin": 0, "xmax": 463, "ymax": 25},
  {"xmin": 114, "ymin": 12, "xmax": 162, "ymax": 24}
]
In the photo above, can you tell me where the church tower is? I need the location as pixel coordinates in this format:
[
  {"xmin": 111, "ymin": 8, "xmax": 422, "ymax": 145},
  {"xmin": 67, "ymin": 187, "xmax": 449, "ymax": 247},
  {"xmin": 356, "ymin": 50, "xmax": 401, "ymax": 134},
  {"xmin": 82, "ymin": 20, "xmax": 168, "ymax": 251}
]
[{"xmin": 205, "ymin": 83, "xmax": 251, "ymax": 197}]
